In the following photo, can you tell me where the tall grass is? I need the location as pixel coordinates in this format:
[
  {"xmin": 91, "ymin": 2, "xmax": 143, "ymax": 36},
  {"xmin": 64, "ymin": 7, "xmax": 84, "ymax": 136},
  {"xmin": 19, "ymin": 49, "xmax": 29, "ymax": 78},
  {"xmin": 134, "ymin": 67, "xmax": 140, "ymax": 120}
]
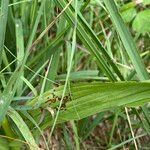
[{"xmin": 0, "ymin": 0, "xmax": 149, "ymax": 149}]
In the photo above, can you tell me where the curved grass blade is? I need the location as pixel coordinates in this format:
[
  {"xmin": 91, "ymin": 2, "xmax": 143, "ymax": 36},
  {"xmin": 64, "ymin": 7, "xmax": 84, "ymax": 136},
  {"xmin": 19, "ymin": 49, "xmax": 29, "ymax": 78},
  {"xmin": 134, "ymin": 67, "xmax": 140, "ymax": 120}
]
[
  {"xmin": 21, "ymin": 111, "xmax": 49, "ymax": 150},
  {"xmin": 7, "ymin": 107, "xmax": 39, "ymax": 150}
]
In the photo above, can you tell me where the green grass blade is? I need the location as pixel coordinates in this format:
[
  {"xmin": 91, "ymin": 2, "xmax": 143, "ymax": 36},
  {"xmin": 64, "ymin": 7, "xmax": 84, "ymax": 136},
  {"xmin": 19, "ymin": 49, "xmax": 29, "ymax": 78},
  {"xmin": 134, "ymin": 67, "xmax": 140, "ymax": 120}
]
[
  {"xmin": 57, "ymin": 70, "xmax": 108, "ymax": 81},
  {"xmin": 21, "ymin": 76, "xmax": 38, "ymax": 97},
  {"xmin": 15, "ymin": 19, "xmax": 24, "ymax": 95},
  {"xmin": 0, "ymin": 0, "xmax": 9, "ymax": 65},
  {"xmin": 71, "ymin": 121, "xmax": 80, "ymax": 150},
  {"xmin": 82, "ymin": 112, "xmax": 104, "ymax": 140},
  {"xmin": 7, "ymin": 107, "xmax": 39, "ymax": 150},
  {"xmin": 15, "ymin": 19, "xmax": 24, "ymax": 65},
  {"xmin": 108, "ymin": 134, "xmax": 146, "ymax": 150},
  {"xmin": 0, "ymin": 0, "xmax": 47, "ymax": 124},
  {"xmin": 55, "ymin": 0, "xmax": 124, "ymax": 81},
  {"xmin": 0, "ymin": 75, "xmax": 19, "ymax": 123},
  {"xmin": 26, "ymin": 0, "xmax": 46, "ymax": 52},
  {"xmin": 103, "ymin": 0, "xmax": 149, "ymax": 80},
  {"xmin": 21, "ymin": 111, "xmax": 49, "ymax": 150},
  {"xmin": 45, "ymin": 16, "xmax": 67, "ymax": 90},
  {"xmin": 50, "ymin": 0, "xmax": 78, "ymax": 137}
]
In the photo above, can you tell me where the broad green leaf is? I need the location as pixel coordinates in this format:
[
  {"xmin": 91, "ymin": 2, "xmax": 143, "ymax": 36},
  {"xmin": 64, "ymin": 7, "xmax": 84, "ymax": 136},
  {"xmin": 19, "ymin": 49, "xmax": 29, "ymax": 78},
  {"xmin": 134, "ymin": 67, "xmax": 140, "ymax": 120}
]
[
  {"xmin": 57, "ymin": 82, "xmax": 150, "ymax": 122},
  {"xmin": 121, "ymin": 8, "xmax": 136, "ymax": 23},
  {"xmin": 39, "ymin": 82, "xmax": 150, "ymax": 129},
  {"xmin": 132, "ymin": 10, "xmax": 150, "ymax": 34}
]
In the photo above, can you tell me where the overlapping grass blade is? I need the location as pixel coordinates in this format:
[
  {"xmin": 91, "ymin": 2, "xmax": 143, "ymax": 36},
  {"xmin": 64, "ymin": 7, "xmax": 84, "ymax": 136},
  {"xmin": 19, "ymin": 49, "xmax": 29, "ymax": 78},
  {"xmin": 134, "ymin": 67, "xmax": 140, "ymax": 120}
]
[
  {"xmin": 103, "ymin": 0, "xmax": 149, "ymax": 80},
  {"xmin": 7, "ymin": 107, "xmax": 39, "ymax": 150},
  {"xmin": 25, "ymin": 0, "xmax": 46, "ymax": 52},
  {"xmin": 55, "ymin": 0, "xmax": 124, "ymax": 81},
  {"xmin": 0, "ymin": 0, "xmax": 46, "ymax": 124}
]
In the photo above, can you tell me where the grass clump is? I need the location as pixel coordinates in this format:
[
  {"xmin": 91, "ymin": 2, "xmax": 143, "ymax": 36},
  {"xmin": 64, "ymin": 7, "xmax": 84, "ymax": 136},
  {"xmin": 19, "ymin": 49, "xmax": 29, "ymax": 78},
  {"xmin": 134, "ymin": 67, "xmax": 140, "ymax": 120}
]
[{"xmin": 0, "ymin": 0, "xmax": 149, "ymax": 149}]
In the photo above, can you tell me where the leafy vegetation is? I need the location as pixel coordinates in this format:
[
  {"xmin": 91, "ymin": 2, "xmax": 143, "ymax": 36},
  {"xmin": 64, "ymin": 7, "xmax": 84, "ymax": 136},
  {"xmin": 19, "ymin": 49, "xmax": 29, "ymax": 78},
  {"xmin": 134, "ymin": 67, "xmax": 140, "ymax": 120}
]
[{"xmin": 0, "ymin": 0, "xmax": 149, "ymax": 149}]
